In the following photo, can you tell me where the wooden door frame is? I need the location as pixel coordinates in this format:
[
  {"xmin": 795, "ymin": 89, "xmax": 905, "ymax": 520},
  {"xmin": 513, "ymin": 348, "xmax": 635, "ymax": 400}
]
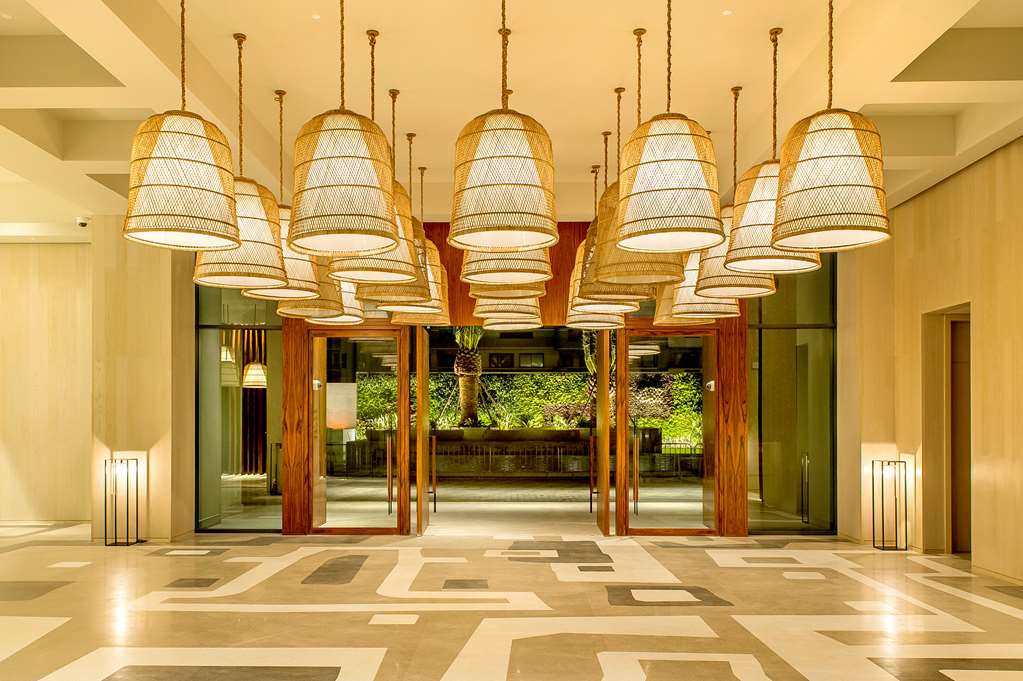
[
  {"xmin": 415, "ymin": 325, "xmax": 430, "ymax": 534},
  {"xmin": 282, "ymin": 319, "xmax": 412, "ymax": 535},
  {"xmin": 614, "ymin": 306, "xmax": 748, "ymax": 536}
]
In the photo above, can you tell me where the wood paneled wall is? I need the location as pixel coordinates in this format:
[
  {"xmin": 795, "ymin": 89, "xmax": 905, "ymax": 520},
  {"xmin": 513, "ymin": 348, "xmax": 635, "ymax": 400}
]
[
  {"xmin": 281, "ymin": 318, "xmax": 311, "ymax": 534},
  {"xmin": 715, "ymin": 303, "xmax": 748, "ymax": 536}
]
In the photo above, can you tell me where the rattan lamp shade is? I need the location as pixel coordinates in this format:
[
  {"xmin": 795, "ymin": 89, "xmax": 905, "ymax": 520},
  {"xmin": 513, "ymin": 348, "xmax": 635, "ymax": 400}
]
[
  {"xmin": 288, "ymin": 109, "xmax": 398, "ymax": 256},
  {"xmin": 483, "ymin": 315, "xmax": 542, "ymax": 331},
  {"xmin": 597, "ymin": 182, "xmax": 686, "ymax": 286},
  {"xmin": 374, "ymin": 240, "xmax": 444, "ymax": 313},
  {"xmin": 614, "ymin": 114, "xmax": 723, "ymax": 253},
  {"xmin": 355, "ymin": 216, "xmax": 431, "ymax": 303},
  {"xmin": 308, "ymin": 282, "xmax": 365, "ymax": 325},
  {"xmin": 194, "ymin": 178, "xmax": 287, "ymax": 288},
  {"xmin": 672, "ymin": 253, "xmax": 740, "ymax": 318},
  {"xmin": 390, "ymin": 267, "xmax": 450, "ymax": 325},
  {"xmin": 328, "ymin": 181, "xmax": 420, "ymax": 283},
  {"xmin": 724, "ymin": 161, "xmax": 820, "ymax": 273},
  {"xmin": 578, "ymin": 216, "xmax": 649, "ymax": 303},
  {"xmin": 696, "ymin": 204, "xmax": 775, "ymax": 298},
  {"xmin": 468, "ymin": 281, "xmax": 546, "ymax": 299},
  {"xmin": 474, "ymin": 295, "xmax": 541, "ymax": 319},
  {"xmin": 773, "ymin": 109, "xmax": 889, "ymax": 251},
  {"xmin": 243, "ymin": 205, "xmax": 319, "ymax": 300},
  {"xmin": 567, "ymin": 257, "xmax": 624, "ymax": 330},
  {"xmin": 460, "ymin": 247, "xmax": 552, "ymax": 285},
  {"xmin": 449, "ymin": 109, "xmax": 558, "ymax": 252},
  {"xmin": 241, "ymin": 362, "xmax": 268, "ymax": 388},
  {"xmin": 124, "ymin": 111, "xmax": 239, "ymax": 251},
  {"xmin": 276, "ymin": 259, "xmax": 344, "ymax": 319},
  {"xmin": 570, "ymin": 242, "xmax": 638, "ymax": 314},
  {"xmin": 653, "ymin": 284, "xmax": 712, "ymax": 326}
]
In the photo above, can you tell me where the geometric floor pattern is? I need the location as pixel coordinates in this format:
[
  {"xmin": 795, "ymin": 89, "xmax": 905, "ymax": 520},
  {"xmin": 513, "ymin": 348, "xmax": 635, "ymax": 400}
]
[{"xmin": 3, "ymin": 522, "xmax": 1023, "ymax": 680}]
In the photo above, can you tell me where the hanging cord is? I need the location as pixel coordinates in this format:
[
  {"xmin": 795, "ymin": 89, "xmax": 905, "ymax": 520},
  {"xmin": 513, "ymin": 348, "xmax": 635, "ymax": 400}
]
[
  {"xmin": 179, "ymin": 0, "xmax": 186, "ymax": 110},
  {"xmin": 234, "ymin": 33, "xmax": 245, "ymax": 175},
  {"xmin": 500, "ymin": 0, "xmax": 510, "ymax": 108},
  {"xmin": 770, "ymin": 28, "xmax": 782, "ymax": 159},
  {"xmin": 731, "ymin": 86, "xmax": 741, "ymax": 196},
  {"xmin": 614, "ymin": 86, "xmax": 624, "ymax": 177},
  {"xmin": 418, "ymin": 166, "xmax": 426, "ymax": 222},
  {"xmin": 406, "ymin": 133, "xmax": 416, "ymax": 199},
  {"xmin": 367, "ymin": 30, "xmax": 378, "ymax": 120},
  {"xmin": 633, "ymin": 28, "xmax": 645, "ymax": 126},
  {"xmin": 827, "ymin": 0, "xmax": 834, "ymax": 108},
  {"xmin": 601, "ymin": 131, "xmax": 610, "ymax": 190},
  {"xmin": 275, "ymin": 89, "xmax": 286, "ymax": 199},
  {"xmin": 665, "ymin": 0, "xmax": 672, "ymax": 112},
  {"xmin": 591, "ymin": 165, "xmax": 600, "ymax": 216},
  {"xmin": 339, "ymin": 0, "xmax": 346, "ymax": 109},
  {"xmin": 389, "ymin": 89, "xmax": 399, "ymax": 172}
]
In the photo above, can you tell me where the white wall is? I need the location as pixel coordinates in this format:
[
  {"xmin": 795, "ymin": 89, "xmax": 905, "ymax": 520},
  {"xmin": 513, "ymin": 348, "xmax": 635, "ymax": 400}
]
[{"xmin": 0, "ymin": 243, "xmax": 92, "ymax": 520}]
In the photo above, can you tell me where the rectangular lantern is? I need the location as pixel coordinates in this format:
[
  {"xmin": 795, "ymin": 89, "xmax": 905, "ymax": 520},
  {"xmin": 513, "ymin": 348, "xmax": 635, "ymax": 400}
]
[{"xmin": 871, "ymin": 459, "xmax": 908, "ymax": 551}]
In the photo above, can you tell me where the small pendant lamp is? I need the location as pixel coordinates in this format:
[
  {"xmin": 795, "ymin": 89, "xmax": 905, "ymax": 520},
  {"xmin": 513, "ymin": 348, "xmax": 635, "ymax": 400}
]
[
  {"xmin": 123, "ymin": 0, "xmax": 238, "ymax": 251},
  {"xmin": 289, "ymin": 0, "xmax": 398, "ymax": 256},
  {"xmin": 391, "ymin": 254, "xmax": 451, "ymax": 326},
  {"xmin": 194, "ymin": 34, "xmax": 287, "ymax": 289},
  {"xmin": 244, "ymin": 90, "xmax": 319, "ymax": 300},
  {"xmin": 448, "ymin": 0, "xmax": 558, "ymax": 253},
  {"xmin": 475, "ymin": 296, "xmax": 541, "ymax": 319},
  {"xmin": 614, "ymin": 6, "xmax": 723, "ymax": 254},
  {"xmin": 241, "ymin": 362, "xmax": 268, "ymax": 389},
  {"xmin": 461, "ymin": 248, "xmax": 552, "ymax": 285},
  {"xmin": 277, "ymin": 259, "xmax": 344, "ymax": 319},
  {"xmin": 696, "ymin": 87, "xmax": 776, "ymax": 298},
  {"xmin": 374, "ymin": 239, "xmax": 444, "ymax": 313},
  {"xmin": 484, "ymin": 317, "xmax": 542, "ymax": 331},
  {"xmin": 567, "ymin": 252, "xmax": 624, "ymax": 330},
  {"xmin": 572, "ymin": 242, "xmax": 638, "ymax": 314},
  {"xmin": 725, "ymin": 29, "xmax": 820, "ymax": 274},
  {"xmin": 653, "ymin": 284, "xmax": 712, "ymax": 326},
  {"xmin": 672, "ymin": 253, "xmax": 740, "ymax": 318},
  {"xmin": 469, "ymin": 281, "xmax": 546, "ymax": 299},
  {"xmin": 773, "ymin": 0, "xmax": 888, "ymax": 252},
  {"xmin": 308, "ymin": 282, "xmax": 365, "ymax": 325}
]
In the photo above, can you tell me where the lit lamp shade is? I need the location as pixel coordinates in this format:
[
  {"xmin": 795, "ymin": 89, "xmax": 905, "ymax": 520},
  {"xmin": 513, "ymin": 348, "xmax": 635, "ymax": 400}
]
[
  {"xmin": 329, "ymin": 181, "xmax": 420, "ymax": 283},
  {"xmin": 672, "ymin": 253, "xmax": 740, "ymax": 318},
  {"xmin": 449, "ymin": 109, "xmax": 558, "ymax": 252},
  {"xmin": 724, "ymin": 161, "xmax": 820, "ymax": 273},
  {"xmin": 773, "ymin": 109, "xmax": 889, "ymax": 251},
  {"xmin": 194, "ymin": 178, "xmax": 287, "ymax": 288},
  {"xmin": 474, "ymin": 295, "xmax": 540, "ymax": 319},
  {"xmin": 567, "ymin": 257, "xmax": 624, "ymax": 330},
  {"xmin": 578, "ymin": 214, "xmax": 649, "ymax": 303},
  {"xmin": 220, "ymin": 346, "xmax": 239, "ymax": 387},
  {"xmin": 615, "ymin": 113, "xmax": 724, "ymax": 253},
  {"xmin": 570, "ymin": 242, "xmax": 638, "ymax": 314},
  {"xmin": 288, "ymin": 110, "xmax": 398, "ymax": 256},
  {"xmin": 123, "ymin": 111, "xmax": 239, "ymax": 251},
  {"xmin": 390, "ymin": 264, "xmax": 450, "ymax": 325},
  {"xmin": 484, "ymin": 316, "xmax": 542, "ymax": 331},
  {"xmin": 653, "ymin": 284, "xmax": 712, "ymax": 326},
  {"xmin": 243, "ymin": 205, "xmax": 319, "ymax": 300},
  {"xmin": 597, "ymin": 182, "xmax": 686, "ymax": 286},
  {"xmin": 355, "ymin": 216, "xmax": 431, "ymax": 304},
  {"xmin": 241, "ymin": 362, "xmax": 267, "ymax": 389},
  {"xmin": 308, "ymin": 282, "xmax": 365, "ymax": 325},
  {"xmin": 374, "ymin": 240, "xmax": 445, "ymax": 313},
  {"xmin": 695, "ymin": 204, "xmax": 775, "ymax": 298},
  {"xmin": 468, "ymin": 281, "xmax": 546, "ymax": 299},
  {"xmin": 628, "ymin": 343, "xmax": 660, "ymax": 356},
  {"xmin": 461, "ymin": 247, "xmax": 552, "ymax": 285},
  {"xmin": 276, "ymin": 259, "xmax": 344, "ymax": 318}
]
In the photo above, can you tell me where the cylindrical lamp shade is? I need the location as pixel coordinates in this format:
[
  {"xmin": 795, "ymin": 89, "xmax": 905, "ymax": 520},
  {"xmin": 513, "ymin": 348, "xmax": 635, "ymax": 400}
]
[
  {"xmin": 724, "ymin": 161, "xmax": 820, "ymax": 273},
  {"xmin": 615, "ymin": 113, "xmax": 724, "ymax": 253},
  {"xmin": 289, "ymin": 109, "xmax": 398, "ymax": 256},
  {"xmin": 460, "ymin": 248, "xmax": 552, "ymax": 285},
  {"xmin": 328, "ymin": 181, "xmax": 420, "ymax": 283},
  {"xmin": 355, "ymin": 217, "xmax": 432, "ymax": 303},
  {"xmin": 567, "ymin": 257, "xmax": 624, "ymax": 329},
  {"xmin": 241, "ymin": 362, "xmax": 268, "ymax": 388},
  {"xmin": 579, "ymin": 213, "xmax": 650, "ymax": 302},
  {"xmin": 696, "ymin": 204, "xmax": 775, "ymax": 298},
  {"xmin": 374, "ymin": 241, "xmax": 445, "ymax": 313},
  {"xmin": 653, "ymin": 284, "xmax": 713, "ymax": 326},
  {"xmin": 277, "ymin": 259, "xmax": 344, "ymax": 319},
  {"xmin": 243, "ymin": 205, "xmax": 319, "ymax": 300},
  {"xmin": 308, "ymin": 282, "xmax": 364, "ymax": 325},
  {"xmin": 449, "ymin": 109, "xmax": 558, "ymax": 252},
  {"xmin": 597, "ymin": 184, "xmax": 686, "ymax": 286},
  {"xmin": 484, "ymin": 317, "xmax": 542, "ymax": 331},
  {"xmin": 123, "ymin": 110, "xmax": 239, "ymax": 251},
  {"xmin": 773, "ymin": 109, "xmax": 889, "ymax": 251},
  {"xmin": 468, "ymin": 281, "xmax": 546, "ymax": 299},
  {"xmin": 474, "ymin": 296, "xmax": 541, "ymax": 319},
  {"xmin": 672, "ymin": 253, "xmax": 740, "ymax": 318},
  {"xmin": 194, "ymin": 178, "xmax": 287, "ymax": 289},
  {"xmin": 570, "ymin": 243, "xmax": 639, "ymax": 313}
]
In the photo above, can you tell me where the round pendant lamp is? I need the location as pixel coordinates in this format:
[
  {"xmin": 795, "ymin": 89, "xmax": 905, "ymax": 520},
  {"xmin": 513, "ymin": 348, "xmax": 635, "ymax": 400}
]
[
  {"xmin": 123, "ymin": 0, "xmax": 239, "ymax": 252},
  {"xmin": 308, "ymin": 282, "xmax": 365, "ymax": 325},
  {"xmin": 724, "ymin": 29, "xmax": 820, "ymax": 274},
  {"xmin": 245, "ymin": 92, "xmax": 319, "ymax": 300},
  {"xmin": 484, "ymin": 316, "xmax": 542, "ymax": 331},
  {"xmin": 374, "ymin": 239, "xmax": 444, "ymax": 313},
  {"xmin": 474, "ymin": 296, "xmax": 540, "ymax": 319},
  {"xmin": 448, "ymin": 0, "xmax": 557, "ymax": 253},
  {"xmin": 773, "ymin": 0, "xmax": 888, "ymax": 252},
  {"xmin": 461, "ymin": 247, "xmax": 552, "ymax": 285},
  {"xmin": 288, "ymin": 0, "xmax": 398, "ymax": 257},
  {"xmin": 653, "ymin": 284, "xmax": 712, "ymax": 326},
  {"xmin": 389, "ymin": 252, "xmax": 450, "ymax": 325},
  {"xmin": 469, "ymin": 281, "xmax": 546, "ymax": 299},
  {"xmin": 571, "ymin": 242, "xmax": 638, "ymax": 314},
  {"xmin": 672, "ymin": 253, "xmax": 740, "ymax": 319},
  {"xmin": 614, "ymin": 9, "xmax": 723, "ymax": 254},
  {"xmin": 628, "ymin": 343, "xmax": 660, "ymax": 357},
  {"xmin": 567, "ymin": 254, "xmax": 624, "ymax": 330},
  {"xmin": 277, "ymin": 259, "xmax": 344, "ymax": 319}
]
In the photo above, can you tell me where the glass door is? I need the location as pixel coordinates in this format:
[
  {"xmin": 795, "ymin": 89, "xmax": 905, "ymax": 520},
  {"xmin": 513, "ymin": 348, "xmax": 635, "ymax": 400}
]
[{"xmin": 310, "ymin": 329, "xmax": 409, "ymax": 532}]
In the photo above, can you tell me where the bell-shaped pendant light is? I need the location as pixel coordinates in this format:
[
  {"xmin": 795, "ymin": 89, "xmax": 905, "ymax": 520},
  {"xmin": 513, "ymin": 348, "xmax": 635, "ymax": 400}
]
[
  {"xmin": 469, "ymin": 281, "xmax": 546, "ymax": 299},
  {"xmin": 571, "ymin": 242, "xmax": 638, "ymax": 314},
  {"xmin": 448, "ymin": 1, "xmax": 558, "ymax": 253},
  {"xmin": 195, "ymin": 34, "xmax": 286, "ymax": 289},
  {"xmin": 696, "ymin": 88, "xmax": 776, "ymax": 298},
  {"xmin": 123, "ymin": 0, "xmax": 238, "ymax": 251},
  {"xmin": 672, "ymin": 253, "xmax": 740, "ymax": 318},
  {"xmin": 374, "ymin": 239, "xmax": 444, "ymax": 313},
  {"xmin": 773, "ymin": 1, "xmax": 888, "ymax": 252},
  {"xmin": 475, "ymin": 296, "xmax": 541, "ymax": 319},
  {"xmin": 653, "ymin": 284, "xmax": 712, "ymax": 326},
  {"xmin": 725, "ymin": 29, "xmax": 820, "ymax": 274},
  {"xmin": 288, "ymin": 1, "xmax": 398, "ymax": 256},
  {"xmin": 390, "ymin": 265, "xmax": 451, "ymax": 326},
  {"xmin": 308, "ymin": 282, "xmax": 365, "ymax": 325},
  {"xmin": 567, "ymin": 254, "xmax": 624, "ymax": 330},
  {"xmin": 277, "ymin": 259, "xmax": 345, "ymax": 319},
  {"xmin": 245, "ymin": 91, "xmax": 319, "ymax": 300},
  {"xmin": 484, "ymin": 315, "xmax": 542, "ymax": 331},
  {"xmin": 241, "ymin": 362, "xmax": 268, "ymax": 389},
  {"xmin": 461, "ymin": 248, "xmax": 552, "ymax": 285},
  {"xmin": 614, "ymin": 11, "xmax": 723, "ymax": 254}
]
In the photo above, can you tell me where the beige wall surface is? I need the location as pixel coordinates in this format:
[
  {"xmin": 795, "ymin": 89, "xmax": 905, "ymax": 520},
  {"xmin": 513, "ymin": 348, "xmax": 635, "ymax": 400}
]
[
  {"xmin": 839, "ymin": 135, "xmax": 1023, "ymax": 579},
  {"xmin": 0, "ymin": 243, "xmax": 92, "ymax": 520}
]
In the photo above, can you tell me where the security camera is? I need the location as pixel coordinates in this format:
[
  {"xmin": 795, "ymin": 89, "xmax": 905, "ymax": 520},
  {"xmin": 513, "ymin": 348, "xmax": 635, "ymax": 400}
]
[{"xmin": 76, "ymin": 216, "xmax": 92, "ymax": 228}]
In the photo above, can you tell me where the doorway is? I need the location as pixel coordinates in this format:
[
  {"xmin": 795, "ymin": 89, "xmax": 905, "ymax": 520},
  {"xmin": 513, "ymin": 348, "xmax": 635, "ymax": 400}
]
[{"xmin": 949, "ymin": 318, "xmax": 971, "ymax": 554}]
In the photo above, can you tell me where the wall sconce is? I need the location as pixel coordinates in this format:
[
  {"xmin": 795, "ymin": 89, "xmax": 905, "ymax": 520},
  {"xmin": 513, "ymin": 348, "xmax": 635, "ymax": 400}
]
[
  {"xmin": 104, "ymin": 455, "xmax": 144, "ymax": 546},
  {"xmin": 872, "ymin": 459, "xmax": 908, "ymax": 551}
]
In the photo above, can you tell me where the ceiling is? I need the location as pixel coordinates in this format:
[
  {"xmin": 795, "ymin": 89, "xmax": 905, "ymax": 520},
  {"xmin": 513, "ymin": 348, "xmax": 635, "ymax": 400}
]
[{"xmin": 1, "ymin": 0, "xmax": 1023, "ymax": 241}]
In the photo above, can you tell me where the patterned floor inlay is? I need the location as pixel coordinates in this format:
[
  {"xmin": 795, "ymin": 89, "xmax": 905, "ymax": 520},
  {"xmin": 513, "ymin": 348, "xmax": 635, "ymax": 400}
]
[{"xmin": 2, "ymin": 526, "xmax": 1023, "ymax": 680}]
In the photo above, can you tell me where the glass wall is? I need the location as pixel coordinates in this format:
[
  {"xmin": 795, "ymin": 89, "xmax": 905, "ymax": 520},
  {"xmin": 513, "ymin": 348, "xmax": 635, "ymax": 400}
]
[
  {"xmin": 748, "ymin": 254, "xmax": 836, "ymax": 532},
  {"xmin": 196, "ymin": 288, "xmax": 283, "ymax": 530}
]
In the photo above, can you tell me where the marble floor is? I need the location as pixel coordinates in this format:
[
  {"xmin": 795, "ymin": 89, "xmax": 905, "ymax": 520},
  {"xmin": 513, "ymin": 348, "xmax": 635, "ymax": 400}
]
[{"xmin": 2, "ymin": 521, "xmax": 1023, "ymax": 680}]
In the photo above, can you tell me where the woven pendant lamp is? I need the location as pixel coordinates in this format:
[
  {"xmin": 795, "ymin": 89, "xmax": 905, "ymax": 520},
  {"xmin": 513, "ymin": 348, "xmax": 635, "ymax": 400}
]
[
  {"xmin": 773, "ymin": 1, "xmax": 888, "ymax": 252},
  {"xmin": 245, "ymin": 92, "xmax": 319, "ymax": 300},
  {"xmin": 672, "ymin": 253, "xmax": 739, "ymax": 318},
  {"xmin": 725, "ymin": 29, "xmax": 820, "ymax": 274},
  {"xmin": 469, "ymin": 281, "xmax": 546, "ymax": 299},
  {"xmin": 484, "ymin": 316, "xmax": 542, "ymax": 331},
  {"xmin": 308, "ymin": 282, "xmax": 365, "ymax": 325},
  {"xmin": 374, "ymin": 239, "xmax": 444, "ymax": 313},
  {"xmin": 571, "ymin": 242, "xmax": 638, "ymax": 314},
  {"xmin": 614, "ymin": 8, "xmax": 723, "ymax": 254},
  {"xmin": 288, "ymin": 1, "xmax": 398, "ymax": 257},
  {"xmin": 448, "ymin": 0, "xmax": 557, "ymax": 253},
  {"xmin": 461, "ymin": 247, "xmax": 552, "ymax": 285},
  {"xmin": 653, "ymin": 284, "xmax": 712, "ymax": 326},
  {"xmin": 390, "ymin": 259, "xmax": 450, "ymax": 325},
  {"xmin": 475, "ymin": 295, "xmax": 540, "ymax": 319},
  {"xmin": 277, "ymin": 259, "xmax": 345, "ymax": 319},
  {"xmin": 696, "ymin": 88, "xmax": 776, "ymax": 298},
  {"xmin": 123, "ymin": 0, "xmax": 238, "ymax": 251},
  {"xmin": 567, "ymin": 254, "xmax": 624, "ymax": 330},
  {"xmin": 195, "ymin": 35, "xmax": 286, "ymax": 289}
]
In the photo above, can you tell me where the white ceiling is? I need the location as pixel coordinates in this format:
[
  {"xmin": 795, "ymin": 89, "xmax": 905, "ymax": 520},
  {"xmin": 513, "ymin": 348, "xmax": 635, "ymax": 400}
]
[{"xmin": 1, "ymin": 0, "xmax": 1022, "ymax": 239}]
